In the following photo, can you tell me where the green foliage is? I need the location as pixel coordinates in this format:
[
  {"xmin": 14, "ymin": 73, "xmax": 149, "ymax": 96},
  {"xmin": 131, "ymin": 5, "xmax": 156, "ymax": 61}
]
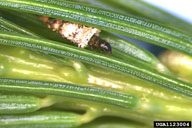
[{"xmin": 0, "ymin": 0, "xmax": 191, "ymax": 127}]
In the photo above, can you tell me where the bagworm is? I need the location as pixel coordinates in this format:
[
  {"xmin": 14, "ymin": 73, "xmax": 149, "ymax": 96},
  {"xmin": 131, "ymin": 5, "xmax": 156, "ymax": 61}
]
[{"xmin": 39, "ymin": 16, "xmax": 112, "ymax": 54}]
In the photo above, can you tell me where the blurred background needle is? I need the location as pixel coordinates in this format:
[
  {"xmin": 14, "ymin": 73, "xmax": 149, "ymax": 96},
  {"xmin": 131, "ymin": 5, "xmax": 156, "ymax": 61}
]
[{"xmin": 144, "ymin": 0, "xmax": 192, "ymax": 23}]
